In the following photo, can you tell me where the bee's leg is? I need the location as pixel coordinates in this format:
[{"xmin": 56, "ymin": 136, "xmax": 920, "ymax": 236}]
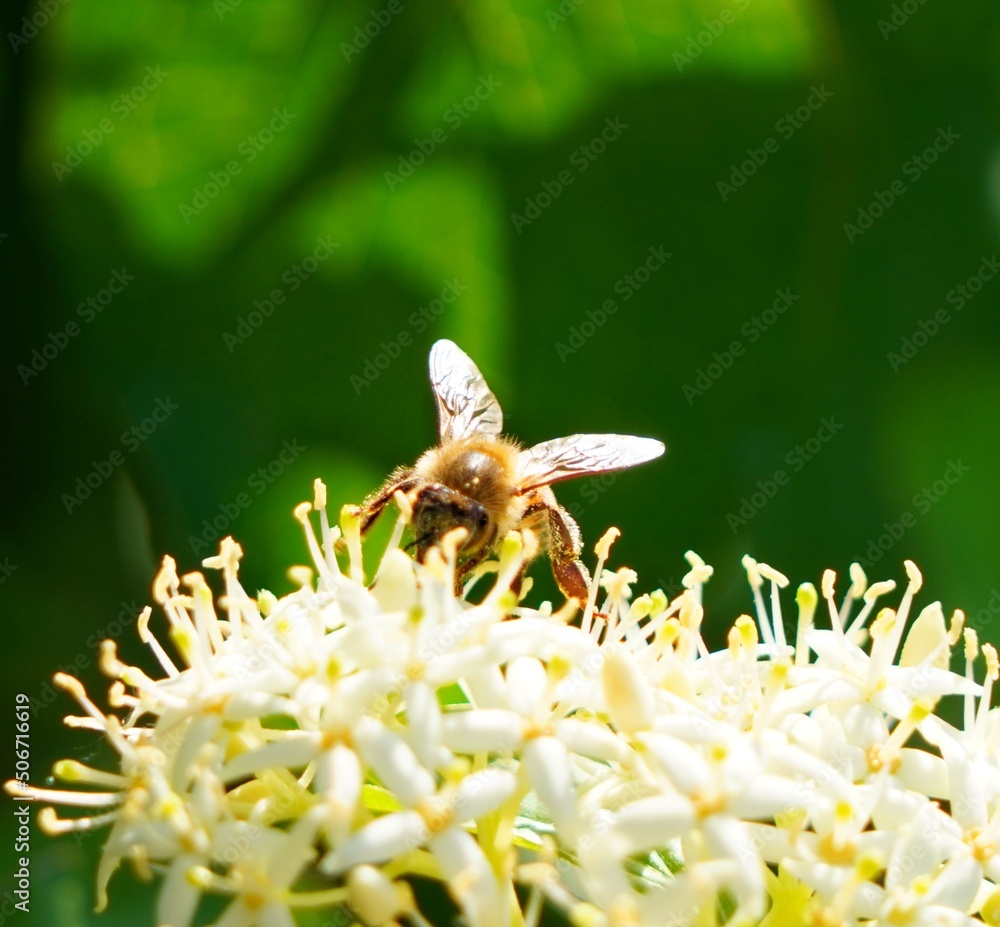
[
  {"xmin": 546, "ymin": 505, "xmax": 593, "ymax": 604},
  {"xmin": 522, "ymin": 497, "xmax": 592, "ymax": 605},
  {"xmin": 359, "ymin": 468, "xmax": 419, "ymax": 535}
]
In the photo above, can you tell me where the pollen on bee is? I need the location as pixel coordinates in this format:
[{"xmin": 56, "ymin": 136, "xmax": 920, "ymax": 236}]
[{"xmin": 520, "ymin": 527, "xmax": 540, "ymax": 561}]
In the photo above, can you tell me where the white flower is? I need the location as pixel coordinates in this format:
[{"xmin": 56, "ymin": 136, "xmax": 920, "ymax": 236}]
[{"xmin": 6, "ymin": 478, "xmax": 999, "ymax": 927}]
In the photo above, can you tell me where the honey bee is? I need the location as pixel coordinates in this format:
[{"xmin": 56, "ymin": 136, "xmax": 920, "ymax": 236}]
[{"xmin": 360, "ymin": 339, "xmax": 665, "ymax": 604}]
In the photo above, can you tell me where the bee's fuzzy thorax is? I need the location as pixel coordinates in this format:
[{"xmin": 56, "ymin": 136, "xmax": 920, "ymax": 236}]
[{"xmin": 414, "ymin": 435, "xmax": 527, "ymax": 539}]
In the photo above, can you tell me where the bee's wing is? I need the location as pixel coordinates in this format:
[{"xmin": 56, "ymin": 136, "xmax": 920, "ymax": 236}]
[
  {"xmin": 516, "ymin": 434, "xmax": 665, "ymax": 493},
  {"xmin": 429, "ymin": 339, "xmax": 503, "ymax": 443}
]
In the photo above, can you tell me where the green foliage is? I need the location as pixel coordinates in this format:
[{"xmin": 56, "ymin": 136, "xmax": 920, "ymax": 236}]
[{"xmin": 4, "ymin": 0, "xmax": 1000, "ymax": 922}]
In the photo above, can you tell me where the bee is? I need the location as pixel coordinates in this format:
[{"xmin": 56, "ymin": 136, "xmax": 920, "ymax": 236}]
[{"xmin": 360, "ymin": 339, "xmax": 665, "ymax": 604}]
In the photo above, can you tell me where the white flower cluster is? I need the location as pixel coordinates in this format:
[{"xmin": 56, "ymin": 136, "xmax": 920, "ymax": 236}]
[{"xmin": 8, "ymin": 479, "xmax": 1000, "ymax": 927}]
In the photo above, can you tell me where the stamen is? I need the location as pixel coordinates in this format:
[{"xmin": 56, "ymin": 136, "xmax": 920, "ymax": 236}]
[
  {"xmin": 53, "ymin": 674, "xmax": 106, "ymax": 725},
  {"xmin": 52, "ymin": 760, "xmax": 127, "ymax": 789},
  {"xmin": 295, "ymin": 502, "xmax": 336, "ymax": 589},
  {"xmin": 182, "ymin": 571, "xmax": 224, "ymax": 654},
  {"xmin": 758, "ymin": 562, "xmax": 789, "ymax": 649},
  {"xmin": 137, "ymin": 606, "xmax": 179, "ymax": 677},
  {"xmin": 794, "ymin": 583, "xmax": 817, "ymax": 667},
  {"xmin": 582, "ymin": 528, "xmax": 619, "ymax": 636},
  {"xmin": 975, "ymin": 643, "xmax": 998, "ymax": 738},
  {"xmin": 882, "ymin": 560, "xmax": 923, "ymax": 665},
  {"xmin": 340, "ymin": 504, "xmax": 365, "ymax": 583},
  {"xmin": 743, "ymin": 556, "xmax": 777, "ymax": 651},
  {"xmin": 820, "ymin": 569, "xmax": 846, "ymax": 641},
  {"xmin": 965, "ymin": 628, "xmax": 980, "ymax": 733},
  {"xmin": 492, "ymin": 530, "xmax": 530, "ymax": 607},
  {"xmin": 202, "ymin": 537, "xmax": 246, "ymax": 640},
  {"xmin": 845, "ymin": 580, "xmax": 897, "ymax": 639},
  {"xmin": 375, "ymin": 489, "xmax": 413, "ymax": 579},
  {"xmin": 39, "ymin": 806, "xmax": 121, "ymax": 835},
  {"xmin": 4, "ymin": 779, "xmax": 123, "ymax": 807},
  {"xmin": 838, "ymin": 562, "xmax": 868, "ymax": 627},
  {"xmin": 948, "ymin": 608, "xmax": 965, "ymax": 646},
  {"xmin": 152, "ymin": 555, "xmax": 179, "ymax": 604},
  {"xmin": 287, "ymin": 565, "xmax": 314, "ymax": 589},
  {"xmin": 313, "ymin": 479, "xmax": 340, "ymax": 576}
]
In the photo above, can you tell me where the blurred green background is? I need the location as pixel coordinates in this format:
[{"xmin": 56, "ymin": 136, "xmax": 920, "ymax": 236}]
[{"xmin": 2, "ymin": 0, "xmax": 1000, "ymax": 923}]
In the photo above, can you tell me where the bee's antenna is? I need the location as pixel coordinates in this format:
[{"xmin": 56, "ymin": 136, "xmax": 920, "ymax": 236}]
[{"xmin": 405, "ymin": 533, "xmax": 434, "ymax": 552}]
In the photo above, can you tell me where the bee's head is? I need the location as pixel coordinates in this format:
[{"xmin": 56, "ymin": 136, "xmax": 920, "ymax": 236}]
[{"xmin": 409, "ymin": 483, "xmax": 490, "ymax": 559}]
